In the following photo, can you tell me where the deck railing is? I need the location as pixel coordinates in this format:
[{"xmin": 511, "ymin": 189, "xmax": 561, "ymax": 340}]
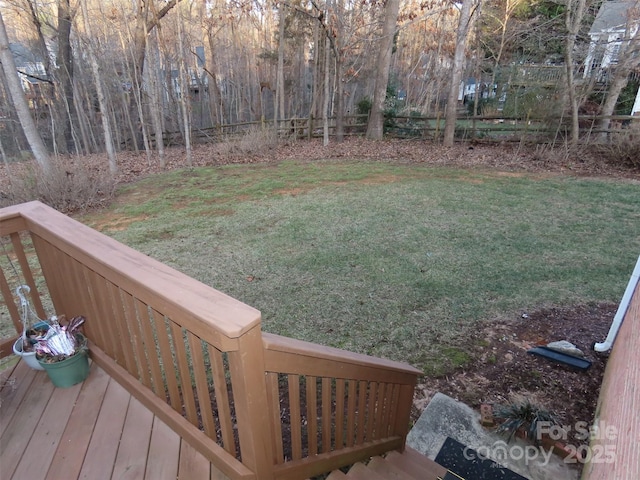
[{"xmin": 0, "ymin": 201, "xmax": 421, "ymax": 480}]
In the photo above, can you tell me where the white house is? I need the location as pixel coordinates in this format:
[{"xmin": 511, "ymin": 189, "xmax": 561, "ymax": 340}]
[
  {"xmin": 583, "ymin": 0, "xmax": 640, "ymax": 114},
  {"xmin": 9, "ymin": 42, "xmax": 47, "ymax": 89}
]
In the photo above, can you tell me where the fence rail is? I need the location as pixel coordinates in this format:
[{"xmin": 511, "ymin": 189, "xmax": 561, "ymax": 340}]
[
  {"xmin": 0, "ymin": 201, "xmax": 422, "ymax": 480},
  {"xmin": 150, "ymin": 113, "xmax": 640, "ymax": 147}
]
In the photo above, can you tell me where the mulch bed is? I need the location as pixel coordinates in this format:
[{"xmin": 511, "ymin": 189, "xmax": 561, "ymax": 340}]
[{"xmin": 413, "ymin": 303, "xmax": 615, "ymax": 447}]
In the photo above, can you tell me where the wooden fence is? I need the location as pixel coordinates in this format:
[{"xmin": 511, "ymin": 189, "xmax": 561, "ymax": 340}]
[{"xmin": 155, "ymin": 113, "xmax": 640, "ymax": 147}]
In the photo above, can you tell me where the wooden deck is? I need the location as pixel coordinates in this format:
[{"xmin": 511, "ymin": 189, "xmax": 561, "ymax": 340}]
[
  {"xmin": 1, "ymin": 201, "xmax": 423, "ymax": 480},
  {"xmin": 1, "ymin": 360, "xmax": 225, "ymax": 480}
]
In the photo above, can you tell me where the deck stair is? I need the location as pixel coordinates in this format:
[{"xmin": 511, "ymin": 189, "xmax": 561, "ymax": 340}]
[{"xmin": 326, "ymin": 447, "xmax": 454, "ymax": 480}]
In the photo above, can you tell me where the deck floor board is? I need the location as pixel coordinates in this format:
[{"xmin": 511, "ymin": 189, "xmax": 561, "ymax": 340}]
[
  {"xmin": 178, "ymin": 440, "xmax": 212, "ymax": 480},
  {"xmin": 112, "ymin": 396, "xmax": 154, "ymax": 480},
  {"xmin": 1, "ymin": 367, "xmax": 54, "ymax": 479},
  {"xmin": 144, "ymin": 416, "xmax": 181, "ymax": 480},
  {"xmin": 1, "ymin": 361, "xmax": 219, "ymax": 480},
  {"xmin": 78, "ymin": 377, "xmax": 131, "ymax": 479},
  {"xmin": 0, "ymin": 361, "xmax": 36, "ymax": 432},
  {"xmin": 13, "ymin": 379, "xmax": 82, "ymax": 480},
  {"xmin": 46, "ymin": 364, "xmax": 111, "ymax": 480}
]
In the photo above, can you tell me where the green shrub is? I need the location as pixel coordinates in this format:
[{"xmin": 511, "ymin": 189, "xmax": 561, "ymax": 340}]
[{"xmin": 356, "ymin": 97, "xmax": 372, "ymax": 115}]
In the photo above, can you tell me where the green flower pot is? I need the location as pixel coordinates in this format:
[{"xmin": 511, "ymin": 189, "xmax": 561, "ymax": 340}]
[
  {"xmin": 37, "ymin": 334, "xmax": 90, "ymax": 388},
  {"xmin": 38, "ymin": 350, "xmax": 89, "ymax": 388}
]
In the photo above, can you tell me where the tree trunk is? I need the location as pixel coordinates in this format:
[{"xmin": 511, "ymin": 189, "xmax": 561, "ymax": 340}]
[
  {"xmin": 57, "ymin": 0, "xmax": 77, "ymax": 154},
  {"xmin": 564, "ymin": 0, "xmax": 587, "ymax": 145},
  {"xmin": 334, "ymin": 0, "xmax": 345, "ymax": 142},
  {"xmin": 128, "ymin": 0, "xmax": 182, "ymax": 149},
  {"xmin": 206, "ymin": 27, "xmax": 226, "ymax": 125},
  {"xmin": 310, "ymin": 20, "xmax": 321, "ymax": 119},
  {"xmin": 598, "ymin": 73, "xmax": 631, "ymax": 139},
  {"xmin": 276, "ymin": 2, "xmax": 286, "ymax": 123},
  {"xmin": 80, "ymin": 0, "xmax": 117, "ymax": 174},
  {"xmin": 176, "ymin": 5, "xmax": 192, "ymax": 166},
  {"xmin": 323, "ymin": 3, "xmax": 331, "ymax": 147},
  {"xmin": 148, "ymin": 31, "xmax": 165, "ymax": 167},
  {"xmin": 366, "ymin": 0, "xmax": 400, "ymax": 140},
  {"xmin": 0, "ymin": 67, "xmax": 25, "ymax": 156},
  {"xmin": 0, "ymin": 11, "xmax": 51, "ymax": 173},
  {"xmin": 597, "ymin": 22, "xmax": 640, "ymax": 140},
  {"xmin": 335, "ymin": 57, "xmax": 345, "ymax": 142},
  {"xmin": 443, "ymin": 0, "xmax": 477, "ymax": 146}
]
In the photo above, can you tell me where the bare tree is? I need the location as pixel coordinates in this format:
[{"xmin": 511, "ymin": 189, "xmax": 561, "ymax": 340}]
[
  {"xmin": 56, "ymin": 0, "xmax": 78, "ymax": 154},
  {"xmin": 333, "ymin": 0, "xmax": 345, "ymax": 142},
  {"xmin": 366, "ymin": 0, "xmax": 400, "ymax": 140},
  {"xmin": 480, "ymin": 0, "xmax": 527, "ymax": 93},
  {"xmin": 276, "ymin": 1, "xmax": 286, "ymax": 123},
  {"xmin": 79, "ymin": 0, "xmax": 117, "ymax": 174},
  {"xmin": 443, "ymin": 0, "xmax": 479, "ymax": 146},
  {"xmin": 126, "ymin": 0, "xmax": 183, "ymax": 147},
  {"xmin": 147, "ymin": 30, "xmax": 165, "ymax": 167},
  {"xmin": 564, "ymin": 0, "xmax": 587, "ymax": 145},
  {"xmin": 0, "ymin": 10, "xmax": 51, "ymax": 174},
  {"xmin": 175, "ymin": 2, "xmax": 192, "ymax": 166},
  {"xmin": 323, "ymin": 0, "xmax": 332, "ymax": 145}
]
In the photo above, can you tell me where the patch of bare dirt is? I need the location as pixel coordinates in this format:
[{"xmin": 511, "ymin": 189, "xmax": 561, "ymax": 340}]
[{"xmin": 413, "ymin": 303, "xmax": 615, "ymax": 447}]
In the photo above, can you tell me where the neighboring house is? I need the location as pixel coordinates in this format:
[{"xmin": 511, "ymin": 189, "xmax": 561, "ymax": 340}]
[
  {"xmin": 583, "ymin": 0, "xmax": 640, "ymax": 114},
  {"xmin": 9, "ymin": 42, "xmax": 51, "ymax": 114},
  {"xmin": 584, "ymin": 0, "xmax": 639, "ymax": 73},
  {"xmin": 9, "ymin": 42, "xmax": 47, "ymax": 87}
]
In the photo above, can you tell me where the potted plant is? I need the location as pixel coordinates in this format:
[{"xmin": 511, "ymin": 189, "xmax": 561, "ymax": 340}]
[
  {"xmin": 12, "ymin": 321, "xmax": 50, "ymax": 370},
  {"xmin": 35, "ymin": 316, "xmax": 90, "ymax": 388},
  {"xmin": 11, "ymin": 285, "xmax": 51, "ymax": 370}
]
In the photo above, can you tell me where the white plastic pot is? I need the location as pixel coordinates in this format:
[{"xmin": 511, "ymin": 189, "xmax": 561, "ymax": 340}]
[{"xmin": 13, "ymin": 338, "xmax": 45, "ymax": 370}]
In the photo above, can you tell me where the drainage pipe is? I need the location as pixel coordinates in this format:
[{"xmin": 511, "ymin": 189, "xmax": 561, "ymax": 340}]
[{"xmin": 594, "ymin": 255, "xmax": 640, "ymax": 352}]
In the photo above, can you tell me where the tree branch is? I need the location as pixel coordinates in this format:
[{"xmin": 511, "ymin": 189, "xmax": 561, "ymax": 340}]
[
  {"xmin": 146, "ymin": 0, "xmax": 183, "ymax": 34},
  {"xmin": 16, "ymin": 69, "xmax": 53, "ymax": 85}
]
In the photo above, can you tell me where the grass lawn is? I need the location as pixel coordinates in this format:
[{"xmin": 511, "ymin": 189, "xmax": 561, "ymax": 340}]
[{"xmin": 82, "ymin": 161, "xmax": 640, "ymax": 376}]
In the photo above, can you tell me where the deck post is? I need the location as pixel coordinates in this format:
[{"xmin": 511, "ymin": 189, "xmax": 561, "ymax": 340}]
[
  {"xmin": 228, "ymin": 324, "xmax": 276, "ymax": 479},
  {"xmin": 393, "ymin": 383, "xmax": 417, "ymax": 451}
]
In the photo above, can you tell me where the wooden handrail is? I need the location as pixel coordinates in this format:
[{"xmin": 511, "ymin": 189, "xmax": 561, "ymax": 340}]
[
  {"xmin": 1, "ymin": 201, "xmax": 423, "ymax": 480},
  {"xmin": 263, "ymin": 332, "xmax": 422, "ymax": 381},
  {"xmin": 1, "ymin": 201, "xmax": 261, "ymax": 350},
  {"xmin": 1, "ymin": 202, "xmax": 268, "ymax": 478}
]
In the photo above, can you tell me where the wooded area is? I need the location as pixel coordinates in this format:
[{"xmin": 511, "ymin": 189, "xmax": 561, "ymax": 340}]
[{"xmin": 1, "ymin": 0, "xmax": 639, "ymax": 173}]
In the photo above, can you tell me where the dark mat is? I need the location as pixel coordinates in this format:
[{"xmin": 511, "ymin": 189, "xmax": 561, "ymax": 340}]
[
  {"xmin": 435, "ymin": 437, "xmax": 527, "ymax": 480},
  {"xmin": 527, "ymin": 346, "xmax": 592, "ymax": 370}
]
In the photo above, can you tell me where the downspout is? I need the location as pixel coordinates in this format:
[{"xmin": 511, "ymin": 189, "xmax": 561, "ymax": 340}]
[{"xmin": 594, "ymin": 255, "xmax": 640, "ymax": 352}]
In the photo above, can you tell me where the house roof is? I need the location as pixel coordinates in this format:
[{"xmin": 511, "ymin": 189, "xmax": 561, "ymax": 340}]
[
  {"xmin": 8, "ymin": 43, "xmax": 42, "ymax": 68},
  {"xmin": 590, "ymin": 0, "xmax": 639, "ymax": 34}
]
